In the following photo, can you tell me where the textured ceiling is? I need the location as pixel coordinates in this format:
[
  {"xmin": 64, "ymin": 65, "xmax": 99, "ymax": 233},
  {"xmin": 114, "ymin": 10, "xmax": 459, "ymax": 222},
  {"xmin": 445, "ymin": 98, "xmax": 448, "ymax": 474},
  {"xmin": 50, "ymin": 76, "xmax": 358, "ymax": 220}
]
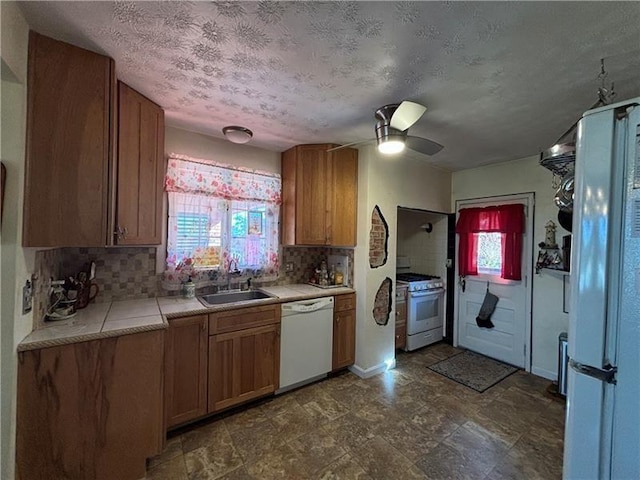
[{"xmin": 18, "ymin": 1, "xmax": 640, "ymax": 170}]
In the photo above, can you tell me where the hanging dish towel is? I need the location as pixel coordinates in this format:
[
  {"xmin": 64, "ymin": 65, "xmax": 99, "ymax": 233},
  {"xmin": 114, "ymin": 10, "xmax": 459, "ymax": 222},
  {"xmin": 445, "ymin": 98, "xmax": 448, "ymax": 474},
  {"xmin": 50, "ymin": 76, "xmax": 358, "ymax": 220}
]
[{"xmin": 476, "ymin": 289, "xmax": 499, "ymax": 329}]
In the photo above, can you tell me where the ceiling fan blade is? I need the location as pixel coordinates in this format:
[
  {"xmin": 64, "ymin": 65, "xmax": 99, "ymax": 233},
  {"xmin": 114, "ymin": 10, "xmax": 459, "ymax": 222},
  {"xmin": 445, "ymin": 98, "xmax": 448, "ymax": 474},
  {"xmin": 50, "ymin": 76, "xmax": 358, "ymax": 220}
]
[
  {"xmin": 326, "ymin": 139, "xmax": 375, "ymax": 152},
  {"xmin": 390, "ymin": 101, "xmax": 427, "ymax": 131},
  {"xmin": 405, "ymin": 136, "xmax": 444, "ymax": 156}
]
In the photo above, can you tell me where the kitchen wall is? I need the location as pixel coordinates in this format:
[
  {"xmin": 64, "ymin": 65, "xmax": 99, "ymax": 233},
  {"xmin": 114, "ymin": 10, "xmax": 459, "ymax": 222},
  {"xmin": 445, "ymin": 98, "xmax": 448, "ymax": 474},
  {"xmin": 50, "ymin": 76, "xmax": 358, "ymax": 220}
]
[
  {"xmin": 397, "ymin": 209, "xmax": 449, "ymax": 281},
  {"xmin": 452, "ymin": 155, "xmax": 569, "ymax": 379},
  {"xmin": 353, "ymin": 146, "xmax": 452, "ymax": 376},
  {"xmin": 165, "ymin": 126, "xmax": 280, "ymax": 173},
  {"xmin": 0, "ymin": 3, "xmax": 31, "ymax": 478}
]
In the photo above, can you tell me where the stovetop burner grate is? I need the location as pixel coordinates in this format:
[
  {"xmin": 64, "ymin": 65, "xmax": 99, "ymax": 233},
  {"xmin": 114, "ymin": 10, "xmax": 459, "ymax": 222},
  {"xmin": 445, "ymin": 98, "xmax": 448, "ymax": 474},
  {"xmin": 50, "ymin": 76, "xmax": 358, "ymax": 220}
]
[{"xmin": 397, "ymin": 272, "xmax": 440, "ymax": 282}]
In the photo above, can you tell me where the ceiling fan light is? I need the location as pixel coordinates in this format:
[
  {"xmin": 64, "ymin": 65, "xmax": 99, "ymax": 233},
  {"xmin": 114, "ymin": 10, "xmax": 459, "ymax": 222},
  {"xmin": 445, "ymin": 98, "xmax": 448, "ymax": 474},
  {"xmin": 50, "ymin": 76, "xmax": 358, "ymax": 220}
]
[
  {"xmin": 378, "ymin": 139, "xmax": 405, "ymax": 154},
  {"xmin": 222, "ymin": 126, "xmax": 253, "ymax": 144}
]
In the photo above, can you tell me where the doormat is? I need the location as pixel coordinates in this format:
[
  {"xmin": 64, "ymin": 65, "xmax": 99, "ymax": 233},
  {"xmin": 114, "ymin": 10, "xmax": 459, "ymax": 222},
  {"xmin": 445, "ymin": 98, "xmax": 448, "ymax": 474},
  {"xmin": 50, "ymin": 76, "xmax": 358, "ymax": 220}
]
[{"xmin": 428, "ymin": 350, "xmax": 518, "ymax": 393}]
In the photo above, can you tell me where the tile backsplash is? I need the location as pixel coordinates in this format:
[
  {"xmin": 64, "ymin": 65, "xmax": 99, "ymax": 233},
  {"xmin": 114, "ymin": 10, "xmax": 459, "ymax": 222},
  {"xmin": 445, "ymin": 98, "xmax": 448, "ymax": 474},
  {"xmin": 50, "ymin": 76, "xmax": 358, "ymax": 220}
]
[
  {"xmin": 32, "ymin": 244, "xmax": 355, "ymax": 329},
  {"xmin": 277, "ymin": 246, "xmax": 354, "ymax": 286},
  {"xmin": 61, "ymin": 247, "xmax": 159, "ymax": 303}
]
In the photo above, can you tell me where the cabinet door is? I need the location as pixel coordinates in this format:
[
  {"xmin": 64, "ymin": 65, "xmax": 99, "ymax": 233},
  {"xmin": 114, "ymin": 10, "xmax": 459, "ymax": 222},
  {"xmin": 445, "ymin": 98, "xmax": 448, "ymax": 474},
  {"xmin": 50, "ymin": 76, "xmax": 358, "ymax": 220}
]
[
  {"xmin": 395, "ymin": 302, "xmax": 407, "ymax": 350},
  {"xmin": 329, "ymin": 148, "xmax": 358, "ymax": 246},
  {"xmin": 115, "ymin": 82, "xmax": 165, "ymax": 245},
  {"xmin": 395, "ymin": 322, "xmax": 407, "ymax": 350},
  {"xmin": 295, "ymin": 145, "xmax": 330, "ymax": 245},
  {"xmin": 165, "ymin": 315, "xmax": 208, "ymax": 428},
  {"xmin": 208, "ymin": 324, "xmax": 280, "ymax": 412},
  {"xmin": 332, "ymin": 308, "xmax": 356, "ymax": 370},
  {"xmin": 17, "ymin": 330, "xmax": 164, "ymax": 480},
  {"xmin": 23, "ymin": 32, "xmax": 113, "ymax": 247}
]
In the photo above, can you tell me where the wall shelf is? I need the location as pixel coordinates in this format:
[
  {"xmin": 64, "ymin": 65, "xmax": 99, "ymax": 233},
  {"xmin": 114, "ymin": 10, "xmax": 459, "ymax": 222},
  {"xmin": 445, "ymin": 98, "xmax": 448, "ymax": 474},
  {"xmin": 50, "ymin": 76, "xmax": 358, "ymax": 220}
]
[{"xmin": 536, "ymin": 245, "xmax": 569, "ymax": 274}]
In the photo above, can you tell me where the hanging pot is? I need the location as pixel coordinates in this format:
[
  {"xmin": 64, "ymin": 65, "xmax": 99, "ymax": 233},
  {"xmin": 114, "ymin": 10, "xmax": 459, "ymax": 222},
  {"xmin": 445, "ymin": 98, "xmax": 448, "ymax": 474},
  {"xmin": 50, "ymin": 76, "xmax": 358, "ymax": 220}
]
[
  {"xmin": 558, "ymin": 209, "xmax": 573, "ymax": 232},
  {"xmin": 554, "ymin": 173, "xmax": 575, "ymax": 212}
]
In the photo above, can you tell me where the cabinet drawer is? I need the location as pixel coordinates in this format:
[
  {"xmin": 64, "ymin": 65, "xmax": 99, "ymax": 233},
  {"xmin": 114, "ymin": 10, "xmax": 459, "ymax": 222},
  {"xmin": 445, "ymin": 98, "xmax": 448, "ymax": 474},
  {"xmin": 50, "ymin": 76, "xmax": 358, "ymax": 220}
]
[
  {"xmin": 208, "ymin": 304, "xmax": 280, "ymax": 335},
  {"xmin": 335, "ymin": 293, "xmax": 356, "ymax": 312}
]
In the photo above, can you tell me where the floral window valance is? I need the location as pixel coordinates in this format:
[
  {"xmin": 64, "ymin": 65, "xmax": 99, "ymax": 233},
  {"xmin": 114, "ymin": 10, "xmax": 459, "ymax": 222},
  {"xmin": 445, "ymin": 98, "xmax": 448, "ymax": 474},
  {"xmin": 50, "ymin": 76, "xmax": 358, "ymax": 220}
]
[
  {"xmin": 163, "ymin": 153, "xmax": 281, "ymax": 290},
  {"xmin": 165, "ymin": 153, "xmax": 282, "ymax": 204}
]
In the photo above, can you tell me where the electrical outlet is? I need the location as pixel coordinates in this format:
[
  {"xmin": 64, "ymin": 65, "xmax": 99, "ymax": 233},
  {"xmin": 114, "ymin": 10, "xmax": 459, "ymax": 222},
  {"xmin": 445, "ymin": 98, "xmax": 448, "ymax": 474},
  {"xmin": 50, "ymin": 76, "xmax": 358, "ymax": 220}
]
[{"xmin": 285, "ymin": 262, "xmax": 294, "ymax": 272}]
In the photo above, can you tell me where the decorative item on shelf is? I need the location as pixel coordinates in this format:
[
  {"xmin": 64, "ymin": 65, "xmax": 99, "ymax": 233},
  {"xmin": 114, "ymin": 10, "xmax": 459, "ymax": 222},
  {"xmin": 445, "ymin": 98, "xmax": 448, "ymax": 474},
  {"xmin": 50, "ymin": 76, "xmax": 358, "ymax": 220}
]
[
  {"xmin": 544, "ymin": 220, "xmax": 558, "ymax": 248},
  {"xmin": 535, "ymin": 220, "xmax": 569, "ymax": 273}
]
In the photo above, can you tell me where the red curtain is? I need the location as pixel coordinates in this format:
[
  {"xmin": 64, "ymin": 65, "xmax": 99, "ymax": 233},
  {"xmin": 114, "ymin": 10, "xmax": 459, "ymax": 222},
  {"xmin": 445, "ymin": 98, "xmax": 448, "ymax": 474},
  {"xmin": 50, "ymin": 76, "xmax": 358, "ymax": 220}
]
[{"xmin": 456, "ymin": 204, "xmax": 525, "ymax": 280}]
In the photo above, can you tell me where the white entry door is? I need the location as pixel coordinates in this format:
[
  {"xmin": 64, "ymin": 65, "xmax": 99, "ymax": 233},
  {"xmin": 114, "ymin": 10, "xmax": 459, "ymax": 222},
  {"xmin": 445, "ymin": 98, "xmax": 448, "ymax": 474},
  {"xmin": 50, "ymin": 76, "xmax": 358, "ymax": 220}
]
[{"xmin": 454, "ymin": 194, "xmax": 533, "ymax": 369}]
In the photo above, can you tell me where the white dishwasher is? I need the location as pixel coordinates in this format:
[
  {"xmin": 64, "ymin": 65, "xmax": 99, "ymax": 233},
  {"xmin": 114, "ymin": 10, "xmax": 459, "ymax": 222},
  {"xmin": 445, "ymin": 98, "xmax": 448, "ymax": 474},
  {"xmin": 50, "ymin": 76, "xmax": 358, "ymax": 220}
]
[{"xmin": 277, "ymin": 296, "xmax": 334, "ymax": 394}]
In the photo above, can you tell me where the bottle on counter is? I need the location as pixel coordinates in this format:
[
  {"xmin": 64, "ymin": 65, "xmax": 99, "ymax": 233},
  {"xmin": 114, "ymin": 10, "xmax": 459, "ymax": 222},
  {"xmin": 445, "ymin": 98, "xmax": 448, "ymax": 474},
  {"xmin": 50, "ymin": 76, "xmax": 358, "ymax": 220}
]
[
  {"xmin": 319, "ymin": 261, "xmax": 328, "ymax": 286},
  {"xmin": 335, "ymin": 263, "xmax": 344, "ymax": 286},
  {"xmin": 329, "ymin": 264, "xmax": 335, "ymax": 285}
]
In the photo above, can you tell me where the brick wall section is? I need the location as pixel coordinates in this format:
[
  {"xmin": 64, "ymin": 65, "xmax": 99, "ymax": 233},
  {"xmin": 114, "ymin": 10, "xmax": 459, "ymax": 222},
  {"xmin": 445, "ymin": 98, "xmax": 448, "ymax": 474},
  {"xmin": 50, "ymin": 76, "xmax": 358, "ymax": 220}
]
[
  {"xmin": 369, "ymin": 205, "xmax": 389, "ymax": 268},
  {"xmin": 373, "ymin": 277, "xmax": 393, "ymax": 326}
]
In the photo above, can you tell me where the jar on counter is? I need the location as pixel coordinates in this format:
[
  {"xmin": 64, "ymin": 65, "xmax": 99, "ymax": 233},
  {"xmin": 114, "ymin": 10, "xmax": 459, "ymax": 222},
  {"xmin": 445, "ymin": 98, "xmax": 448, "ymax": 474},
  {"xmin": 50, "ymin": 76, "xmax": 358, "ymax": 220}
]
[{"xmin": 183, "ymin": 276, "xmax": 196, "ymax": 298}]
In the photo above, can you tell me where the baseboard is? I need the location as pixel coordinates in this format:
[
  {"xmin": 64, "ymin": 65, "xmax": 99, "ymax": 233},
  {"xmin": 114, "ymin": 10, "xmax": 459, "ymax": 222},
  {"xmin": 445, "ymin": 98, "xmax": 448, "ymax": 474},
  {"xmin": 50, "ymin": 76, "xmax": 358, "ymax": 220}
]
[
  {"xmin": 349, "ymin": 359, "xmax": 395, "ymax": 379},
  {"xmin": 532, "ymin": 366, "xmax": 556, "ymax": 381}
]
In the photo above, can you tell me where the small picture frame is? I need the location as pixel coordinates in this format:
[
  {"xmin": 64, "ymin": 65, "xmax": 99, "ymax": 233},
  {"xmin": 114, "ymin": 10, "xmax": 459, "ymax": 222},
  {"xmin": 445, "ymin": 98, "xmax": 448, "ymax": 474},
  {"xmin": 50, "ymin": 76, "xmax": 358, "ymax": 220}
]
[{"xmin": 248, "ymin": 211, "xmax": 263, "ymax": 235}]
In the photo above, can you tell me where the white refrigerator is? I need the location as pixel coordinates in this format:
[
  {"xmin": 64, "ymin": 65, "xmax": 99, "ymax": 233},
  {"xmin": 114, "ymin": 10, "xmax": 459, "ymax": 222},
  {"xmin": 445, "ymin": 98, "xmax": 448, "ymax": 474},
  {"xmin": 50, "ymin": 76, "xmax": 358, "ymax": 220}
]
[{"xmin": 564, "ymin": 96, "xmax": 640, "ymax": 479}]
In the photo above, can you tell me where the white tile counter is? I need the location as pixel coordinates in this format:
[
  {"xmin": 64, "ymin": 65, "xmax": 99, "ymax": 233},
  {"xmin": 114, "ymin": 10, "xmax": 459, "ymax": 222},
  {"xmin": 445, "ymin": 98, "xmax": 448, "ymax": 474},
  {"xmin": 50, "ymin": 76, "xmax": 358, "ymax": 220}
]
[
  {"xmin": 18, "ymin": 284, "xmax": 355, "ymax": 351},
  {"xmin": 18, "ymin": 298, "xmax": 167, "ymax": 352}
]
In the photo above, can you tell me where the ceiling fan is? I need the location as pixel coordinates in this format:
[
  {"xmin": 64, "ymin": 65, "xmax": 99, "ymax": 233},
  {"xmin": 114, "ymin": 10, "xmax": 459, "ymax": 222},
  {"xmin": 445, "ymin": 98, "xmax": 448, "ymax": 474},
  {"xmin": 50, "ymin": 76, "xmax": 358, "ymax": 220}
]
[{"xmin": 328, "ymin": 100, "xmax": 444, "ymax": 156}]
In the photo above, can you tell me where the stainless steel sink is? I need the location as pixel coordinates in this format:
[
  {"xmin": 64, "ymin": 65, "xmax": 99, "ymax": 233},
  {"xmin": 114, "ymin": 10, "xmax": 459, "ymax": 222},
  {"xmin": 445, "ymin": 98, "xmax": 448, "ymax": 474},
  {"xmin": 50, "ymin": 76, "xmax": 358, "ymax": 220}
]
[{"xmin": 199, "ymin": 290, "xmax": 274, "ymax": 307}]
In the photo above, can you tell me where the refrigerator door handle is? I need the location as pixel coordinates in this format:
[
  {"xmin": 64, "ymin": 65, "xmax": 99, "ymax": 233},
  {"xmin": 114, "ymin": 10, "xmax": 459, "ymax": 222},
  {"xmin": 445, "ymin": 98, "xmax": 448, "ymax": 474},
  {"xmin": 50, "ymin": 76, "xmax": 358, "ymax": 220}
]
[{"xmin": 569, "ymin": 359, "xmax": 618, "ymax": 384}]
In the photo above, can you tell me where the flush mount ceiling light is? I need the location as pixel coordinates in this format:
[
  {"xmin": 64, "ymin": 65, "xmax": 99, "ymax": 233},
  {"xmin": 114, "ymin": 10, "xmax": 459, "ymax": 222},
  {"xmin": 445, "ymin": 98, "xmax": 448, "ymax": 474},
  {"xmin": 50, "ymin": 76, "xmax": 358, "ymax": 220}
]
[{"xmin": 222, "ymin": 126, "xmax": 253, "ymax": 144}]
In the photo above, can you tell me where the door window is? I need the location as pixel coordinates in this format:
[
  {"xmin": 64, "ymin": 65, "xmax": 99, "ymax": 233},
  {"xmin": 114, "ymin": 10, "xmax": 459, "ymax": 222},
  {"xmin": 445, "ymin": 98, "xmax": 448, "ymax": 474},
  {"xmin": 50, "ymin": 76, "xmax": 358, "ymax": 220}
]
[{"xmin": 477, "ymin": 232, "xmax": 503, "ymax": 276}]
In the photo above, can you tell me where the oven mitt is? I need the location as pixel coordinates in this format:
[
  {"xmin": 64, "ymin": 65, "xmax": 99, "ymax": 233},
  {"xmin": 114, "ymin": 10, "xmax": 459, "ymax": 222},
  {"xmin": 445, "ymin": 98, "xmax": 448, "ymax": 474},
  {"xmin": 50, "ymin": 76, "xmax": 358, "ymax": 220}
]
[{"xmin": 476, "ymin": 291, "xmax": 499, "ymax": 329}]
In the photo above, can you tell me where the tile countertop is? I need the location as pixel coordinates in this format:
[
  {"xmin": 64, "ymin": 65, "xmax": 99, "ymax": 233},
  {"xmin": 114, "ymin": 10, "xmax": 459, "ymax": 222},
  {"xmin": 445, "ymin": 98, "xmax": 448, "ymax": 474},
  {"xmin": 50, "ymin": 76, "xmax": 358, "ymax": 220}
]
[{"xmin": 18, "ymin": 284, "xmax": 355, "ymax": 351}]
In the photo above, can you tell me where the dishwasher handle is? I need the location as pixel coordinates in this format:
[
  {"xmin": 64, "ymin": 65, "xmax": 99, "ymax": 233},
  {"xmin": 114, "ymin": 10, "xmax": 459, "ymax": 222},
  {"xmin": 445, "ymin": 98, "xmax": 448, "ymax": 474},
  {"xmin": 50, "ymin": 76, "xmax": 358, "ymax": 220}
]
[{"xmin": 281, "ymin": 297, "xmax": 334, "ymax": 313}]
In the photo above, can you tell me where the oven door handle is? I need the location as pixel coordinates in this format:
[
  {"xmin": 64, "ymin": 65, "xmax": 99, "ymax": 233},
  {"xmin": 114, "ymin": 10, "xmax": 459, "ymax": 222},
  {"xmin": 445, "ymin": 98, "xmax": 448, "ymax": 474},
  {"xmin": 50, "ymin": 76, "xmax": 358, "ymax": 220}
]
[{"xmin": 409, "ymin": 288, "xmax": 445, "ymax": 298}]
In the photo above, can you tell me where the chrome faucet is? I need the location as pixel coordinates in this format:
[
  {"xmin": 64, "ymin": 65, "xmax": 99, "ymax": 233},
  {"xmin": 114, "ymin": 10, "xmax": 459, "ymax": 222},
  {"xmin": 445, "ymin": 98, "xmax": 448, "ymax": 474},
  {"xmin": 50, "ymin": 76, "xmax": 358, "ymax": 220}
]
[{"xmin": 226, "ymin": 256, "xmax": 241, "ymax": 291}]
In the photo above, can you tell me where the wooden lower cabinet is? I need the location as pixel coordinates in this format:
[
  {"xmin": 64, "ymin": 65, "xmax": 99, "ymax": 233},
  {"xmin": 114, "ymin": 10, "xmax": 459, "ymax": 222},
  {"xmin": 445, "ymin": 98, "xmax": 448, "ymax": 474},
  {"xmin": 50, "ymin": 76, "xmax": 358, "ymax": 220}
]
[
  {"xmin": 208, "ymin": 323, "xmax": 280, "ymax": 412},
  {"xmin": 16, "ymin": 330, "xmax": 164, "ymax": 480},
  {"xmin": 332, "ymin": 293, "xmax": 356, "ymax": 370},
  {"xmin": 165, "ymin": 315, "xmax": 208, "ymax": 428}
]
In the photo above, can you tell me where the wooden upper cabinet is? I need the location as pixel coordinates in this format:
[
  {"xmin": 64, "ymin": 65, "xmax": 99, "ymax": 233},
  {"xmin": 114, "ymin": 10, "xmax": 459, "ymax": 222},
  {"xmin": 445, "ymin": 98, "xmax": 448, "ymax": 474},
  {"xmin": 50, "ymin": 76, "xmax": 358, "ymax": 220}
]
[
  {"xmin": 330, "ymin": 148, "xmax": 358, "ymax": 246},
  {"xmin": 23, "ymin": 31, "xmax": 114, "ymax": 247},
  {"xmin": 113, "ymin": 82, "xmax": 165, "ymax": 245},
  {"xmin": 281, "ymin": 144, "xmax": 358, "ymax": 246}
]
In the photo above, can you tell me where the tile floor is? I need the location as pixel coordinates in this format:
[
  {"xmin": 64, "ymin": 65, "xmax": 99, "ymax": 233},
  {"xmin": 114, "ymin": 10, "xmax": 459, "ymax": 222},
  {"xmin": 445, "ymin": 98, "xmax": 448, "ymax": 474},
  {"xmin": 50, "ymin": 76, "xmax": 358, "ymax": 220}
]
[{"xmin": 145, "ymin": 343, "xmax": 565, "ymax": 480}]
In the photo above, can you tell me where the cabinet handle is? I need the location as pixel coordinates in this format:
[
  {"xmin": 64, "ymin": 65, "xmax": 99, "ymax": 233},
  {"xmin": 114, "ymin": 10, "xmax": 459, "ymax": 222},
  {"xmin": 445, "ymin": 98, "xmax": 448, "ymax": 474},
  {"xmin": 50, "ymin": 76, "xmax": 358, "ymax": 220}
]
[{"xmin": 336, "ymin": 316, "xmax": 340, "ymax": 323}]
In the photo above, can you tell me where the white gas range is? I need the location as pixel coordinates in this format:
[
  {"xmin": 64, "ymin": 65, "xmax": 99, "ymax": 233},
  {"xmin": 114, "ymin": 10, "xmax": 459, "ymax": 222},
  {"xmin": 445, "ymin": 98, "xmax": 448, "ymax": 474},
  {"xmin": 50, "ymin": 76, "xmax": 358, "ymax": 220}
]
[{"xmin": 397, "ymin": 270, "xmax": 445, "ymax": 351}]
